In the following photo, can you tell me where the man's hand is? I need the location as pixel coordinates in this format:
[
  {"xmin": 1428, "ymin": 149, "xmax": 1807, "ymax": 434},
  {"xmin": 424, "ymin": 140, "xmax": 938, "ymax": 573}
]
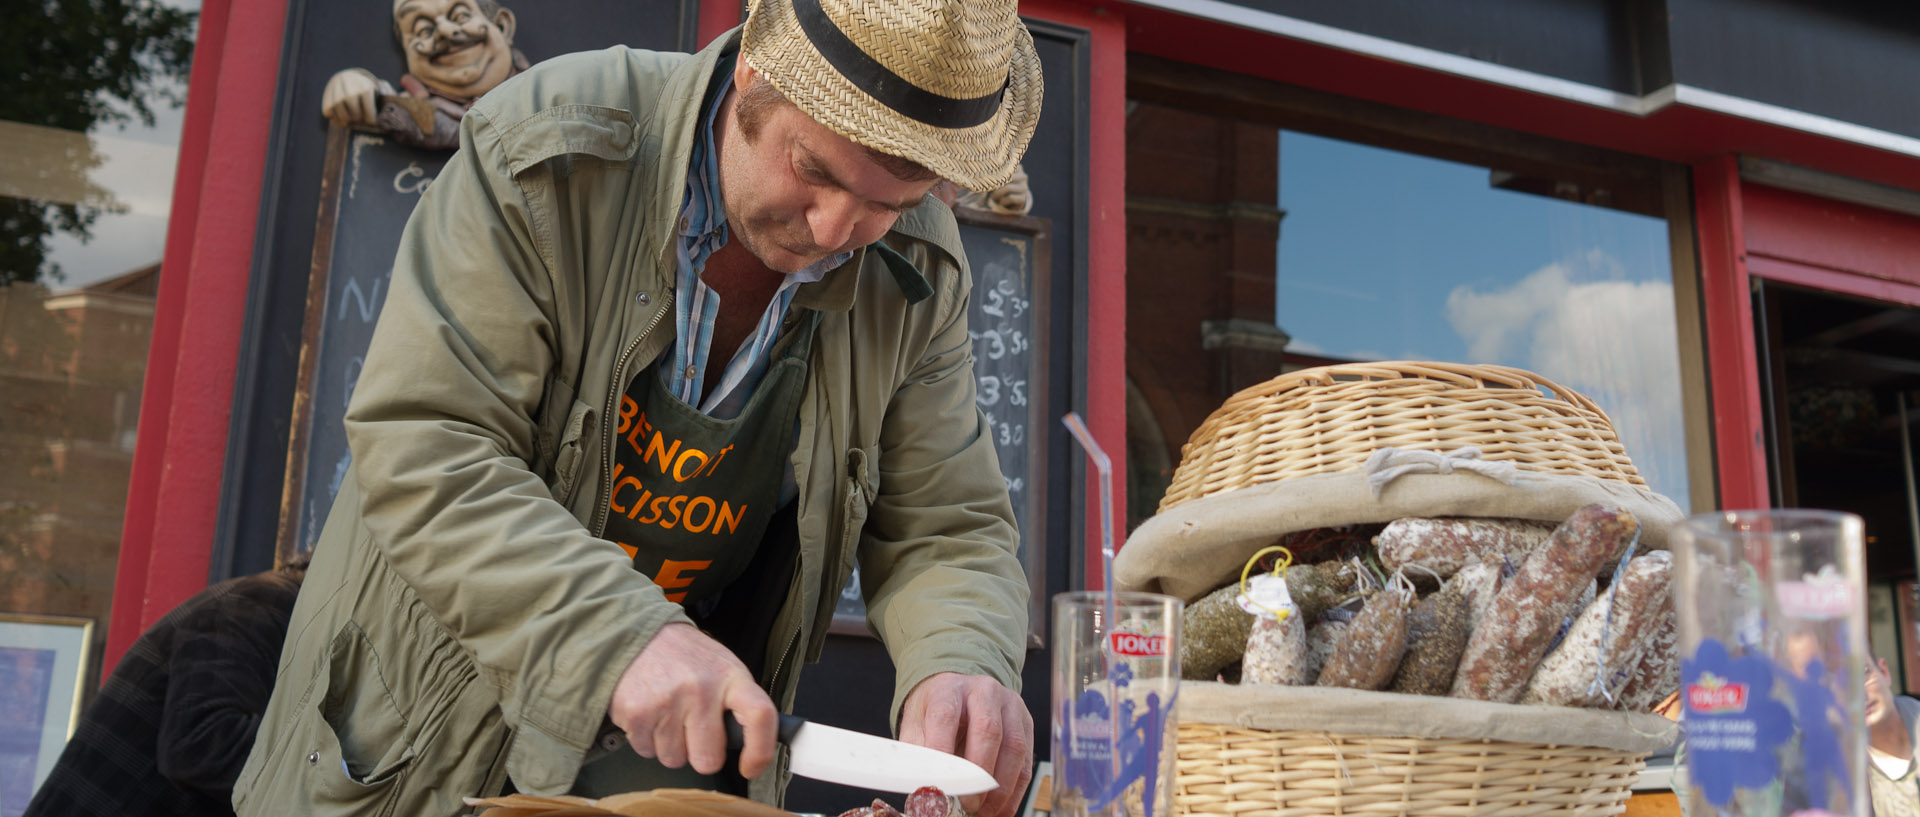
[
  {"xmin": 899, "ymin": 673, "xmax": 1033, "ymax": 817},
  {"xmin": 320, "ymin": 68, "xmax": 384, "ymax": 127},
  {"xmin": 609, "ymin": 622, "xmax": 780, "ymax": 778}
]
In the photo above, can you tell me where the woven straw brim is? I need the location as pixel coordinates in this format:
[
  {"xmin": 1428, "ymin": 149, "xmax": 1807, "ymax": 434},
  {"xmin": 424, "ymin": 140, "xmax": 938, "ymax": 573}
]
[{"xmin": 741, "ymin": 0, "xmax": 1042, "ymax": 192}]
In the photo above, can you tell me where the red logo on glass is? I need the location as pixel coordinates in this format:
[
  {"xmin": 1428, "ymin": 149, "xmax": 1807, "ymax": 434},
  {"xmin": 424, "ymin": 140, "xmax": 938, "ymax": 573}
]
[
  {"xmin": 1687, "ymin": 673, "xmax": 1749, "ymax": 714},
  {"xmin": 1109, "ymin": 633, "xmax": 1167, "ymax": 657}
]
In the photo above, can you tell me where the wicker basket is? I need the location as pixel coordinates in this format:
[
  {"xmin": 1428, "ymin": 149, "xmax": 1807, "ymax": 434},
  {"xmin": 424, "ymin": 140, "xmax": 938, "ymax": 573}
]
[
  {"xmin": 1121, "ymin": 363, "xmax": 1683, "ymax": 817},
  {"xmin": 1172, "ymin": 684, "xmax": 1675, "ymax": 817},
  {"xmin": 1116, "ymin": 361, "xmax": 1684, "ymax": 602},
  {"xmin": 1159, "ymin": 361, "xmax": 1644, "ymax": 513}
]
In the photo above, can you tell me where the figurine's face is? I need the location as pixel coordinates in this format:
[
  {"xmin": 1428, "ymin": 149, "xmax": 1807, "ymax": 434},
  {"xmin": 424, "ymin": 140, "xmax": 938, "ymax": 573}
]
[{"xmin": 394, "ymin": 0, "xmax": 517, "ymax": 99}]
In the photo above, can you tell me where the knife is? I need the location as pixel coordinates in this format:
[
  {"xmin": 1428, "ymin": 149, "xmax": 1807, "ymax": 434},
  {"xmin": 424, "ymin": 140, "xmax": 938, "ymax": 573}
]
[{"xmin": 726, "ymin": 712, "xmax": 998, "ymax": 796}]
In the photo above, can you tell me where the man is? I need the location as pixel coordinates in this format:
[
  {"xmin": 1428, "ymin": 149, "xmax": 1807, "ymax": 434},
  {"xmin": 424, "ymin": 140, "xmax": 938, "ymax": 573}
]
[
  {"xmin": 1865, "ymin": 656, "xmax": 1920, "ymax": 817},
  {"xmin": 320, "ymin": 0, "xmax": 530, "ymax": 148},
  {"xmin": 22, "ymin": 559, "xmax": 307, "ymax": 816},
  {"xmin": 234, "ymin": 0, "xmax": 1041, "ymax": 815}
]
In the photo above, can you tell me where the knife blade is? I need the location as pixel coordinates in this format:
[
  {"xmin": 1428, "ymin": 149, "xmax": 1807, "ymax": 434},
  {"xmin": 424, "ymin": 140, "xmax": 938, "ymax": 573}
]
[{"xmin": 727, "ymin": 713, "xmax": 998, "ymax": 796}]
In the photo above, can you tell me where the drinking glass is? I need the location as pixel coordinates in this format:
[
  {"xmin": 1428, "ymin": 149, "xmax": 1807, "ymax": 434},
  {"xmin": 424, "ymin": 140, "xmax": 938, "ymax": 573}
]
[
  {"xmin": 1050, "ymin": 591, "xmax": 1182, "ymax": 817},
  {"xmin": 1673, "ymin": 509, "xmax": 1867, "ymax": 817}
]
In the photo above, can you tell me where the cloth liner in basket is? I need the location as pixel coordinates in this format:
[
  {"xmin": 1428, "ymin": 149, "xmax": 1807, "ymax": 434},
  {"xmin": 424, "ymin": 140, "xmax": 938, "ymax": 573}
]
[{"xmin": 1115, "ymin": 361, "xmax": 1685, "ymax": 603}]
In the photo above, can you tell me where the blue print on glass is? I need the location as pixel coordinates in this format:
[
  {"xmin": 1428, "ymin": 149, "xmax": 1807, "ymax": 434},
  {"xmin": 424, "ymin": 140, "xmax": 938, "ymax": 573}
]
[
  {"xmin": 1059, "ymin": 661, "xmax": 1174, "ymax": 817},
  {"xmin": 1681, "ymin": 638, "xmax": 1796, "ymax": 808},
  {"xmin": 1783, "ymin": 657, "xmax": 1852, "ymax": 814}
]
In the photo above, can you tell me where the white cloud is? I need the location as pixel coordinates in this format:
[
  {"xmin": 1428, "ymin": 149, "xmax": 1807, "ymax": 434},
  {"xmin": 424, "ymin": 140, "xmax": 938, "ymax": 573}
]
[
  {"xmin": 1286, "ymin": 339, "xmax": 1327, "ymax": 355},
  {"xmin": 1445, "ymin": 252, "xmax": 1691, "ymax": 508}
]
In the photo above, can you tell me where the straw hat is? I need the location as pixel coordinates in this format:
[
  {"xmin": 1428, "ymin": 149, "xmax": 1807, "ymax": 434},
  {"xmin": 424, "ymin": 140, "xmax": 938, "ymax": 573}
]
[
  {"xmin": 740, "ymin": 0, "xmax": 1042, "ymax": 192},
  {"xmin": 1114, "ymin": 362, "xmax": 1686, "ymax": 602}
]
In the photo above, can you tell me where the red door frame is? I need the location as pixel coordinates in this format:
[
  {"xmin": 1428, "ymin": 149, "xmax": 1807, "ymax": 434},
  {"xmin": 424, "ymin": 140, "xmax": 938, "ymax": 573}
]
[{"xmin": 109, "ymin": 0, "xmax": 291, "ymax": 673}]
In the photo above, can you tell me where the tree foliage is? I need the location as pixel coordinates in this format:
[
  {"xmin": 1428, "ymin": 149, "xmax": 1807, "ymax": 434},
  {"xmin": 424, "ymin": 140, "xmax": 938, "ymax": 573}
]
[{"xmin": 1, "ymin": 0, "xmax": 197, "ymax": 286}]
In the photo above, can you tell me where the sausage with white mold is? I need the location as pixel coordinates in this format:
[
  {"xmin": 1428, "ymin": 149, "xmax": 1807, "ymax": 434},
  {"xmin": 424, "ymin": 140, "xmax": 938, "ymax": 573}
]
[
  {"xmin": 1375, "ymin": 517, "xmax": 1558, "ymax": 578},
  {"xmin": 1451, "ymin": 503, "xmax": 1641, "ymax": 703},
  {"xmin": 1522, "ymin": 550, "xmax": 1674, "ymax": 707}
]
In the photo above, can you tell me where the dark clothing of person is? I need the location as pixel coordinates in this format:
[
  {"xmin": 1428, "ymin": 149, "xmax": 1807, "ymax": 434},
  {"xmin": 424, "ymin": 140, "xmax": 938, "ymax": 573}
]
[{"xmin": 22, "ymin": 569, "xmax": 302, "ymax": 817}]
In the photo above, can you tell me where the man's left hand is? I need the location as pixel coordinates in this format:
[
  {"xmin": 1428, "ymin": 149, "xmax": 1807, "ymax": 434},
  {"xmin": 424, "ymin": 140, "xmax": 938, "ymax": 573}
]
[{"xmin": 898, "ymin": 672, "xmax": 1033, "ymax": 817}]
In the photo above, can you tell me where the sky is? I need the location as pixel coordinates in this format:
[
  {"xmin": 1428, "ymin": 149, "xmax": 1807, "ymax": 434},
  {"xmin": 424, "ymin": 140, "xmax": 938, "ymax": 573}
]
[{"xmin": 1275, "ymin": 131, "xmax": 1692, "ymax": 509}]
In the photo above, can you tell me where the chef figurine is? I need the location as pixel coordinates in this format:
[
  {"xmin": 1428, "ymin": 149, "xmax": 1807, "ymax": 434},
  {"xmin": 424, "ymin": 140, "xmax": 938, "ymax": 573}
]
[{"xmin": 319, "ymin": 0, "xmax": 530, "ymax": 149}]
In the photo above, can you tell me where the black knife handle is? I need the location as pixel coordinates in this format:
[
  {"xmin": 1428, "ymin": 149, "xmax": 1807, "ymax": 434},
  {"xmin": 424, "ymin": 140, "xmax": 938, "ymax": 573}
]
[{"xmin": 724, "ymin": 711, "xmax": 807, "ymax": 757}]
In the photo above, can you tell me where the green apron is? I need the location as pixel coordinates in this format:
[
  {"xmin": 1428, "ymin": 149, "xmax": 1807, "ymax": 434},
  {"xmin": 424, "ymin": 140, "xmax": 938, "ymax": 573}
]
[{"xmin": 576, "ymin": 311, "xmax": 819, "ymax": 795}]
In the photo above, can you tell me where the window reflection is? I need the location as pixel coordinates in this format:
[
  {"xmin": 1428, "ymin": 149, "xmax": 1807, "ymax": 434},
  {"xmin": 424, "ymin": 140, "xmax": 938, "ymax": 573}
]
[
  {"xmin": 1275, "ymin": 131, "xmax": 1690, "ymax": 510},
  {"xmin": 0, "ymin": 0, "xmax": 196, "ymax": 738},
  {"xmin": 1124, "ymin": 102, "xmax": 1692, "ymax": 523}
]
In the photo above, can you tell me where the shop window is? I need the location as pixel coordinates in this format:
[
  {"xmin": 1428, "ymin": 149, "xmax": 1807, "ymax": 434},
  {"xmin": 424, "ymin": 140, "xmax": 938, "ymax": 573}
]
[
  {"xmin": 1124, "ymin": 66, "xmax": 1704, "ymax": 526},
  {"xmin": 0, "ymin": 0, "xmax": 196, "ymax": 762}
]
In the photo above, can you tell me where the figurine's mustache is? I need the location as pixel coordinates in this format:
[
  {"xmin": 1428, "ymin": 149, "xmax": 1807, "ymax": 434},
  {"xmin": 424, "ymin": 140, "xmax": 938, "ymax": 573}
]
[{"xmin": 413, "ymin": 30, "xmax": 484, "ymax": 58}]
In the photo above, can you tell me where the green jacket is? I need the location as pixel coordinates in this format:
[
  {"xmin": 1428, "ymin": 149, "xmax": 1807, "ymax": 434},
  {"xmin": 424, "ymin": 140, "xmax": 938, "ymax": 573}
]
[{"xmin": 233, "ymin": 31, "xmax": 1027, "ymax": 817}]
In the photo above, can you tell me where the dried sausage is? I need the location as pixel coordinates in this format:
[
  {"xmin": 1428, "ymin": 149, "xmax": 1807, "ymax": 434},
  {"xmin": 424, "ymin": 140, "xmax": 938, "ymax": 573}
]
[
  {"xmin": 1303, "ymin": 619, "xmax": 1350, "ymax": 685},
  {"xmin": 1181, "ymin": 583, "xmax": 1254, "ymax": 681},
  {"xmin": 905, "ymin": 787, "xmax": 958, "ymax": 817},
  {"xmin": 1447, "ymin": 561, "xmax": 1502, "ymax": 635},
  {"xmin": 1451, "ymin": 504, "xmax": 1640, "ymax": 703},
  {"xmin": 1287, "ymin": 559, "xmax": 1361, "ymax": 621},
  {"xmin": 1616, "ymin": 606, "xmax": 1679, "ymax": 712},
  {"xmin": 1317, "ymin": 588, "xmax": 1413, "ymax": 690},
  {"xmin": 1522, "ymin": 551, "xmax": 1674, "ymax": 707},
  {"xmin": 1390, "ymin": 588, "xmax": 1471, "ymax": 696},
  {"xmin": 1375, "ymin": 517, "xmax": 1557, "ymax": 578},
  {"xmin": 1243, "ymin": 606, "xmax": 1312, "ymax": 686}
]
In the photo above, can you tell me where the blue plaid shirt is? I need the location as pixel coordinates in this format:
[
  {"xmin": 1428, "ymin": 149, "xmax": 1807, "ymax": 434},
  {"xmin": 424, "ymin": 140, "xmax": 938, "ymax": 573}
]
[{"xmin": 663, "ymin": 70, "xmax": 851, "ymax": 420}]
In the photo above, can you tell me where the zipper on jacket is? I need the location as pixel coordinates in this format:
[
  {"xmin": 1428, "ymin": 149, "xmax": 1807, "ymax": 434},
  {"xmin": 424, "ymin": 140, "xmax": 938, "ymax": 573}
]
[{"xmin": 593, "ymin": 291, "xmax": 674, "ymax": 537}]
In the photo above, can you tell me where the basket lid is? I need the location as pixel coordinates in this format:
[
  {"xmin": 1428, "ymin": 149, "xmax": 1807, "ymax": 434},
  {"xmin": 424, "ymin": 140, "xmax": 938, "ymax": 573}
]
[{"xmin": 1116, "ymin": 361, "xmax": 1684, "ymax": 601}]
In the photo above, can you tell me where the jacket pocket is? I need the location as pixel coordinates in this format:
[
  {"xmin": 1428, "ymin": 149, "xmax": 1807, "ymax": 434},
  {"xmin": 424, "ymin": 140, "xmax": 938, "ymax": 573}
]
[
  {"xmin": 548, "ymin": 399, "xmax": 596, "ymax": 505},
  {"xmin": 808, "ymin": 445, "xmax": 879, "ymax": 661},
  {"xmin": 310, "ymin": 621, "xmax": 416, "ymax": 804}
]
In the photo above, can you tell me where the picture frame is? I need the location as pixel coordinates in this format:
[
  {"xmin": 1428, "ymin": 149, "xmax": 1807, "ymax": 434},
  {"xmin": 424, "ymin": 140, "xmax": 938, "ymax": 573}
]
[
  {"xmin": 828, "ymin": 209, "xmax": 1053, "ymax": 648},
  {"xmin": 0, "ymin": 614, "xmax": 93, "ymax": 816}
]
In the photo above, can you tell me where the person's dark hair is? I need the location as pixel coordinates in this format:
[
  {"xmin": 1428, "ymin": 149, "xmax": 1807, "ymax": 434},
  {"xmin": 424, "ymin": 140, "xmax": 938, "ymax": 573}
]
[
  {"xmin": 393, "ymin": 0, "xmax": 508, "ymax": 45},
  {"xmin": 735, "ymin": 75, "xmax": 939, "ymax": 184}
]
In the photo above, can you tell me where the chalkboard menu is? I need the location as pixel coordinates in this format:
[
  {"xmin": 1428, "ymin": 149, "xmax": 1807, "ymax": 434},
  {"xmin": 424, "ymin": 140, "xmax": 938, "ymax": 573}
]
[
  {"xmin": 276, "ymin": 126, "xmax": 447, "ymax": 560},
  {"xmin": 830, "ymin": 209, "xmax": 1052, "ymax": 646}
]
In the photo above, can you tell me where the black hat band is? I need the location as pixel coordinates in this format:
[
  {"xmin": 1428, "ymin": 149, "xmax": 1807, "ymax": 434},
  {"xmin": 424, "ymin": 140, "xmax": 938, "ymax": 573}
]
[{"xmin": 792, "ymin": 0, "xmax": 1011, "ymax": 130}]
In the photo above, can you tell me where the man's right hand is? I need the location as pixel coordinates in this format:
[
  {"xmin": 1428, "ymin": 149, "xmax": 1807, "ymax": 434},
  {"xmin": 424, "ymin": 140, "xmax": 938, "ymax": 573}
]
[
  {"xmin": 320, "ymin": 68, "xmax": 383, "ymax": 127},
  {"xmin": 609, "ymin": 622, "xmax": 780, "ymax": 778}
]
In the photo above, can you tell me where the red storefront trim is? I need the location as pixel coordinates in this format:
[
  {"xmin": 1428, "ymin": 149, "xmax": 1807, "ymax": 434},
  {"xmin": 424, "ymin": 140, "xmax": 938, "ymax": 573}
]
[
  {"xmin": 1746, "ymin": 256, "xmax": 1920, "ymax": 309},
  {"xmin": 1018, "ymin": 0, "xmax": 1128, "ymax": 587},
  {"xmin": 1742, "ymin": 183, "xmax": 1920, "ymax": 293},
  {"xmin": 1116, "ymin": 2, "xmax": 1920, "ymax": 193},
  {"xmin": 696, "ymin": 0, "xmax": 742, "ymax": 47},
  {"xmin": 1693, "ymin": 156, "xmax": 1770, "ymax": 511},
  {"xmin": 109, "ymin": 0, "xmax": 290, "ymax": 670}
]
